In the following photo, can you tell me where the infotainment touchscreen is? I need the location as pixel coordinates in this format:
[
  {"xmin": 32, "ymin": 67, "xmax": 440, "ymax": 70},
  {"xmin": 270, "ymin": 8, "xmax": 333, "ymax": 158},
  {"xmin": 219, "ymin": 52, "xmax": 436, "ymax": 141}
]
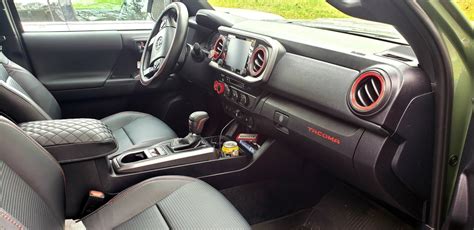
[{"xmin": 225, "ymin": 36, "xmax": 252, "ymax": 72}]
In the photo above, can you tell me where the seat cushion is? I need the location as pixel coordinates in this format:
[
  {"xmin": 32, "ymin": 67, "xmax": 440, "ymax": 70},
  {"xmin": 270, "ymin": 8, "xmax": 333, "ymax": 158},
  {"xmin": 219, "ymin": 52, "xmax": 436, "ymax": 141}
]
[
  {"xmin": 82, "ymin": 176, "xmax": 250, "ymax": 230},
  {"xmin": 101, "ymin": 111, "xmax": 177, "ymax": 153}
]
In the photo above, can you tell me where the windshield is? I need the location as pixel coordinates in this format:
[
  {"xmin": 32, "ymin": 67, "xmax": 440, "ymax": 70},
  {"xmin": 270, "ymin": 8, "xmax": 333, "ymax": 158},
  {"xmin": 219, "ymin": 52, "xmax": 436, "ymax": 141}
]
[{"xmin": 208, "ymin": 0, "xmax": 406, "ymax": 44}]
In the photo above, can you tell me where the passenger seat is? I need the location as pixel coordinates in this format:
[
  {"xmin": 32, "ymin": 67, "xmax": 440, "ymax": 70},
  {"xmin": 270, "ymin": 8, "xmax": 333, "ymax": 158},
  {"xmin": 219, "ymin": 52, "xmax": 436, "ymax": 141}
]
[{"xmin": 0, "ymin": 116, "xmax": 250, "ymax": 229}]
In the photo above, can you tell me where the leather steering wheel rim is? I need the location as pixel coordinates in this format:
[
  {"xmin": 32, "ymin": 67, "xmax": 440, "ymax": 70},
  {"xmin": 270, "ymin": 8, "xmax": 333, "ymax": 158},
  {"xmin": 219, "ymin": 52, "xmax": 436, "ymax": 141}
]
[{"xmin": 140, "ymin": 2, "xmax": 188, "ymax": 86}]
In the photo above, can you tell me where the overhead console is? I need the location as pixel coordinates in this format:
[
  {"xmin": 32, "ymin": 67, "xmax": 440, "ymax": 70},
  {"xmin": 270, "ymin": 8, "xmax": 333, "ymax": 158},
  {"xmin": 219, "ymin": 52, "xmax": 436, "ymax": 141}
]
[{"xmin": 209, "ymin": 26, "xmax": 285, "ymax": 84}]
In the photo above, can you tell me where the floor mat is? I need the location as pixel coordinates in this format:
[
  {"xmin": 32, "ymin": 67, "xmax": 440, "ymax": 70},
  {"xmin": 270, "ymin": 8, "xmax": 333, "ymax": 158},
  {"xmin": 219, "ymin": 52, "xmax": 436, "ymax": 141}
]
[
  {"xmin": 252, "ymin": 209, "xmax": 312, "ymax": 230},
  {"xmin": 221, "ymin": 173, "xmax": 334, "ymax": 225},
  {"xmin": 252, "ymin": 184, "xmax": 415, "ymax": 230}
]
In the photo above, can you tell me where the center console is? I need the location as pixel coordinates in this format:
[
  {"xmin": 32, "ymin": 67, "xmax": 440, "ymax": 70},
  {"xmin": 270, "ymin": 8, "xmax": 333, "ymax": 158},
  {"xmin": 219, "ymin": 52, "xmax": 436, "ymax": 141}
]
[{"xmin": 112, "ymin": 112, "xmax": 218, "ymax": 173}]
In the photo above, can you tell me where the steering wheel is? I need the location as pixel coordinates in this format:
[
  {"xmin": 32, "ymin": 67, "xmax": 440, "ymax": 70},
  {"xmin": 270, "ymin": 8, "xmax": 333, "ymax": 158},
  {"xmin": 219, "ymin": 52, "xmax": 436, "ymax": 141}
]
[{"xmin": 140, "ymin": 2, "xmax": 188, "ymax": 86}]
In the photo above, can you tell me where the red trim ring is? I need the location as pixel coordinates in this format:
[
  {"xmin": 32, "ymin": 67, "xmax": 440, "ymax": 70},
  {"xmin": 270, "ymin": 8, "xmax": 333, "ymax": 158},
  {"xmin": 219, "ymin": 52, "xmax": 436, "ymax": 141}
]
[
  {"xmin": 212, "ymin": 36, "xmax": 225, "ymax": 60},
  {"xmin": 350, "ymin": 71, "xmax": 386, "ymax": 113},
  {"xmin": 248, "ymin": 46, "xmax": 268, "ymax": 77}
]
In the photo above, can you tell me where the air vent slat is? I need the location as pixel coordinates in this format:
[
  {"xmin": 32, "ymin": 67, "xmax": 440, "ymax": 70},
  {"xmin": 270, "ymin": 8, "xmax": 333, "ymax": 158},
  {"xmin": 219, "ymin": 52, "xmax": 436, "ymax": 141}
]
[
  {"xmin": 364, "ymin": 84, "xmax": 375, "ymax": 103},
  {"xmin": 357, "ymin": 89, "xmax": 369, "ymax": 106},
  {"xmin": 371, "ymin": 79, "xmax": 380, "ymax": 96},
  {"xmin": 254, "ymin": 59, "xmax": 262, "ymax": 68}
]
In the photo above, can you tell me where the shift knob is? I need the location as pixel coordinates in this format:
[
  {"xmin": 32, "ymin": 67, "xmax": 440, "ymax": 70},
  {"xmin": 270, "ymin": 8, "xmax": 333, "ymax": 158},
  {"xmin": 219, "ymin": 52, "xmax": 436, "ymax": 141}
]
[{"xmin": 189, "ymin": 111, "xmax": 209, "ymax": 135}]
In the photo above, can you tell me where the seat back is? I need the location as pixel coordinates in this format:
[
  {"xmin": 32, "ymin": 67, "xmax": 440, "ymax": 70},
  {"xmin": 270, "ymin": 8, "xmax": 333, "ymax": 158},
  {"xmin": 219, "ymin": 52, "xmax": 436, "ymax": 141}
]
[
  {"xmin": 0, "ymin": 116, "xmax": 65, "ymax": 229},
  {"xmin": 0, "ymin": 52, "xmax": 61, "ymax": 122}
]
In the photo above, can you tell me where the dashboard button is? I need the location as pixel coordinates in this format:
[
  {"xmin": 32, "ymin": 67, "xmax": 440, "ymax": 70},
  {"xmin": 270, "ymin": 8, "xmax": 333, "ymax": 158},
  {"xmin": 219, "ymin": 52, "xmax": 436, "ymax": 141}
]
[{"xmin": 274, "ymin": 111, "xmax": 289, "ymax": 127}]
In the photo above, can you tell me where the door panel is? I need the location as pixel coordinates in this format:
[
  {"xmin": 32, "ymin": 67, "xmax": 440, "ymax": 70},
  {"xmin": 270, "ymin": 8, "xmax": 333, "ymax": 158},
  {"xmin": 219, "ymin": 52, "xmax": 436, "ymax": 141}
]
[
  {"xmin": 21, "ymin": 30, "xmax": 152, "ymax": 118},
  {"xmin": 23, "ymin": 31, "xmax": 123, "ymax": 90},
  {"xmin": 23, "ymin": 31, "xmax": 149, "ymax": 90}
]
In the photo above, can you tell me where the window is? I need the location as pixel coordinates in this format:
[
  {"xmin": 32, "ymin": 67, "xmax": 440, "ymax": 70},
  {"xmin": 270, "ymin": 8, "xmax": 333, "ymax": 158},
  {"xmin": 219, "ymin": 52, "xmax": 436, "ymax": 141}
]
[
  {"xmin": 14, "ymin": 0, "xmax": 154, "ymax": 31},
  {"xmin": 454, "ymin": 0, "xmax": 474, "ymax": 23}
]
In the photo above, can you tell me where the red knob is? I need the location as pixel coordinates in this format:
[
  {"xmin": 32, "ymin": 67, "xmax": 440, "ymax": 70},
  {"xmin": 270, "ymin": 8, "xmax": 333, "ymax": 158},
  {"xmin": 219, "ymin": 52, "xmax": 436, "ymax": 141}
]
[{"xmin": 213, "ymin": 81, "xmax": 225, "ymax": 95}]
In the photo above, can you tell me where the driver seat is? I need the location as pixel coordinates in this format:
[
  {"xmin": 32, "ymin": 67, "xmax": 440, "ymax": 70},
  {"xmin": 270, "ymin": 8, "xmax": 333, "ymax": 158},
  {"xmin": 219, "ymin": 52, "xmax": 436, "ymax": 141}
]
[{"xmin": 0, "ymin": 53, "xmax": 177, "ymax": 152}]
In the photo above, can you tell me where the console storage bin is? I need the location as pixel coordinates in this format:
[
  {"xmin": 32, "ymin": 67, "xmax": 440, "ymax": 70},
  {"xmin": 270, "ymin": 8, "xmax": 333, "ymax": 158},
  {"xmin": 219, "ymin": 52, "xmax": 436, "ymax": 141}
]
[{"xmin": 20, "ymin": 118, "xmax": 117, "ymax": 163}]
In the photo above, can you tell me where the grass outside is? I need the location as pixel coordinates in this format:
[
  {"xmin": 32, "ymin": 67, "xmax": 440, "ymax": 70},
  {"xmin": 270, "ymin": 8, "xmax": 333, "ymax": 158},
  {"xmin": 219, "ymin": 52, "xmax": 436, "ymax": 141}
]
[
  {"xmin": 72, "ymin": 0, "xmax": 122, "ymax": 10},
  {"xmin": 208, "ymin": 0, "xmax": 348, "ymax": 19},
  {"xmin": 210, "ymin": 0, "xmax": 474, "ymax": 21},
  {"xmin": 455, "ymin": 0, "xmax": 474, "ymax": 21},
  {"xmin": 72, "ymin": 0, "xmax": 474, "ymax": 21}
]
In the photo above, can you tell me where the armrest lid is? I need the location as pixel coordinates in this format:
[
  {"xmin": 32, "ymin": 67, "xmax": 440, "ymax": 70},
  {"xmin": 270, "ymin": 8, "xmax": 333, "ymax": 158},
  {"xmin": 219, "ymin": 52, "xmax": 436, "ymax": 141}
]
[{"xmin": 20, "ymin": 118, "xmax": 117, "ymax": 163}]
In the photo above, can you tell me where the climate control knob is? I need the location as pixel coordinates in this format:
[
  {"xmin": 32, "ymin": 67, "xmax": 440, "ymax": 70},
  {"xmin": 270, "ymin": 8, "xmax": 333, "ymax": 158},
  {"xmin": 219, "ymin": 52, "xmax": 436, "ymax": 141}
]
[{"xmin": 239, "ymin": 94, "xmax": 248, "ymax": 106}]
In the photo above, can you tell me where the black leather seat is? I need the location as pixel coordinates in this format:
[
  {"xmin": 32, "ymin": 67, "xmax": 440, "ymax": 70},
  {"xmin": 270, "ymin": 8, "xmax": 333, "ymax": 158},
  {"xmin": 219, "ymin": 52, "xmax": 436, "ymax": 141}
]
[
  {"xmin": 0, "ymin": 116, "xmax": 250, "ymax": 229},
  {"xmin": 0, "ymin": 53, "xmax": 177, "ymax": 151}
]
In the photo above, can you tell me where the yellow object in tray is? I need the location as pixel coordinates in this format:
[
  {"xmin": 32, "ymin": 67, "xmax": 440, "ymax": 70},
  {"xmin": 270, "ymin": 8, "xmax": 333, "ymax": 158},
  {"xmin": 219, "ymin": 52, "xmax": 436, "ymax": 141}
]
[{"xmin": 222, "ymin": 141, "xmax": 240, "ymax": 157}]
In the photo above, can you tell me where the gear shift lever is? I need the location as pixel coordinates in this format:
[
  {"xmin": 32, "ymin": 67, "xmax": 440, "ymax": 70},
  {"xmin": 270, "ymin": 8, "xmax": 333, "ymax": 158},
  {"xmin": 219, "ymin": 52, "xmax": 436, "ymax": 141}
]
[
  {"xmin": 170, "ymin": 111, "xmax": 209, "ymax": 151},
  {"xmin": 189, "ymin": 111, "xmax": 209, "ymax": 135}
]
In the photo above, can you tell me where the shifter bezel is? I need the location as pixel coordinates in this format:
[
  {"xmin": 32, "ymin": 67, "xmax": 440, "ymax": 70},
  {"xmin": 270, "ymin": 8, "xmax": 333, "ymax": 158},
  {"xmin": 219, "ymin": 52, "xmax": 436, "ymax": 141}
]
[{"xmin": 112, "ymin": 138, "xmax": 217, "ymax": 174}]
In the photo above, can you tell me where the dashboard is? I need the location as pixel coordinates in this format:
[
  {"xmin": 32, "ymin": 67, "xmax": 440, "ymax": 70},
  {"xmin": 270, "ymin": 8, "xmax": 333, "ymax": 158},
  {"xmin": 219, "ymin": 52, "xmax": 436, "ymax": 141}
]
[{"xmin": 184, "ymin": 10, "xmax": 434, "ymax": 220}]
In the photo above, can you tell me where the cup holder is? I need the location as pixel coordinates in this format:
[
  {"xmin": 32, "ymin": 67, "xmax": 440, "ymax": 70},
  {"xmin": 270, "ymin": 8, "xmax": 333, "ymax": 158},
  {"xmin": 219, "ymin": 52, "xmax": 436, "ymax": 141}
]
[{"xmin": 121, "ymin": 152, "xmax": 147, "ymax": 163}]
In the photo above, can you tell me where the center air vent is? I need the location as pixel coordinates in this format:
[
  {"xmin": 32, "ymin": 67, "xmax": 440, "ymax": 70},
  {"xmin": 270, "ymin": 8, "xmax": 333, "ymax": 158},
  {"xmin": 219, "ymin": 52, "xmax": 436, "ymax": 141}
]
[
  {"xmin": 349, "ymin": 71, "xmax": 389, "ymax": 114},
  {"xmin": 212, "ymin": 36, "xmax": 225, "ymax": 60},
  {"xmin": 248, "ymin": 46, "xmax": 268, "ymax": 77}
]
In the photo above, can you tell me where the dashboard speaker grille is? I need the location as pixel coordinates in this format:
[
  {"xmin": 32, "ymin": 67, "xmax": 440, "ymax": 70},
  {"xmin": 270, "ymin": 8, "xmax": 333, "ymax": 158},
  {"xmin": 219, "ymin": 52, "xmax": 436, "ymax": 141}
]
[
  {"xmin": 248, "ymin": 46, "xmax": 267, "ymax": 77},
  {"xmin": 349, "ymin": 71, "xmax": 387, "ymax": 114}
]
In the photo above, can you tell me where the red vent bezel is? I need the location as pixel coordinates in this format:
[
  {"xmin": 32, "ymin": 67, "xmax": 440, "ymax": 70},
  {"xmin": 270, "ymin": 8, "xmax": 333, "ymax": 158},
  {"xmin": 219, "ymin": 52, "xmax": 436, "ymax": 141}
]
[
  {"xmin": 349, "ymin": 71, "xmax": 386, "ymax": 113},
  {"xmin": 212, "ymin": 36, "xmax": 225, "ymax": 60},
  {"xmin": 248, "ymin": 46, "xmax": 268, "ymax": 77}
]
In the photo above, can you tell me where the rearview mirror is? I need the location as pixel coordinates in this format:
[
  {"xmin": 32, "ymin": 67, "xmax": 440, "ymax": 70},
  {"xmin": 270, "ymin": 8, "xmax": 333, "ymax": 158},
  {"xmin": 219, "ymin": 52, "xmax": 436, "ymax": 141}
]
[{"xmin": 147, "ymin": 0, "xmax": 172, "ymax": 21}]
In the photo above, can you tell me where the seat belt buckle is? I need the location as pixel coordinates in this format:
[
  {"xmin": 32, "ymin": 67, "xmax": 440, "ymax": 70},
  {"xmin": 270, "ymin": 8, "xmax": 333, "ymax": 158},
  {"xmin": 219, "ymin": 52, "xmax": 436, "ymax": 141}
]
[{"xmin": 81, "ymin": 190, "xmax": 105, "ymax": 216}]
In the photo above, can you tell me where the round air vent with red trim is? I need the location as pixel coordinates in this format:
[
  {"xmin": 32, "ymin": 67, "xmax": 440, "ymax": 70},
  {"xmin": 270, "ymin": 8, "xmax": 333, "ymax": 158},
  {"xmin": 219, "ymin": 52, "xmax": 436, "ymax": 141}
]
[
  {"xmin": 349, "ymin": 70, "xmax": 390, "ymax": 114},
  {"xmin": 248, "ymin": 46, "xmax": 268, "ymax": 77},
  {"xmin": 212, "ymin": 36, "xmax": 225, "ymax": 60}
]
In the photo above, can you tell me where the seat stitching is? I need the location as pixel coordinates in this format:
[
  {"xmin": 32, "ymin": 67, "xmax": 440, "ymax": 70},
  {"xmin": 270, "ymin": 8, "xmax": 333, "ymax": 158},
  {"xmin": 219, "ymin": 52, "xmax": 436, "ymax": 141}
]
[{"xmin": 0, "ymin": 209, "xmax": 26, "ymax": 230}]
